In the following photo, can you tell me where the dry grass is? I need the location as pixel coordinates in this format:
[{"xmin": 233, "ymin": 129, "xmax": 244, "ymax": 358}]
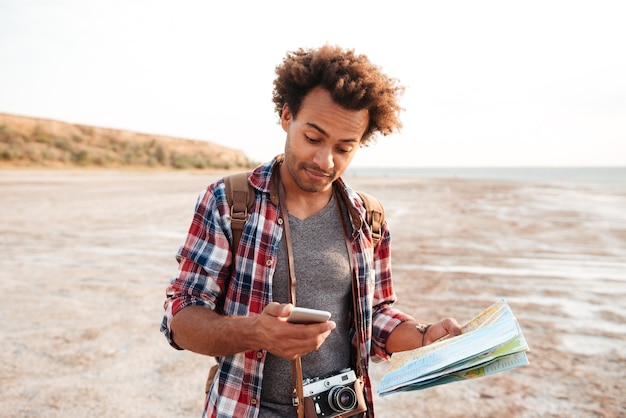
[{"xmin": 0, "ymin": 112, "xmax": 253, "ymax": 170}]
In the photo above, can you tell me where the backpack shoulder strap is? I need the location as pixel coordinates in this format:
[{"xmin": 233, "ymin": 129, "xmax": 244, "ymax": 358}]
[
  {"xmin": 224, "ymin": 172, "xmax": 254, "ymax": 255},
  {"xmin": 356, "ymin": 191, "xmax": 385, "ymax": 247},
  {"xmin": 224, "ymin": 174, "xmax": 385, "ymax": 250}
]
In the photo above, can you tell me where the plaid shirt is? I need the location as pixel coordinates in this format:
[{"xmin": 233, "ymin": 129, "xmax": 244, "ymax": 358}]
[{"xmin": 161, "ymin": 156, "xmax": 413, "ymax": 418}]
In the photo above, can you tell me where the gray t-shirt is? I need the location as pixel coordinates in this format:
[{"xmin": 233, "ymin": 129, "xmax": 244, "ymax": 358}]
[{"xmin": 259, "ymin": 195, "xmax": 352, "ymax": 417}]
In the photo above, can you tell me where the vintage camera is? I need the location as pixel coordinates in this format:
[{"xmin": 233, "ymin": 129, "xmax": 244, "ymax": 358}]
[{"xmin": 302, "ymin": 368, "xmax": 365, "ymax": 418}]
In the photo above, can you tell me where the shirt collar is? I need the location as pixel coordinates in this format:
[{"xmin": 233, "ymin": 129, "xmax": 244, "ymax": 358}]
[{"xmin": 250, "ymin": 155, "xmax": 364, "ymax": 231}]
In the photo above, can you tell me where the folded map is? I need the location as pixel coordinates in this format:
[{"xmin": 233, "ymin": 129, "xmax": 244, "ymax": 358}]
[{"xmin": 378, "ymin": 298, "xmax": 529, "ymax": 396}]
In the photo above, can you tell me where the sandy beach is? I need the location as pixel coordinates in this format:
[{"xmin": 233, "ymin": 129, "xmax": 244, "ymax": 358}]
[{"xmin": 1, "ymin": 169, "xmax": 625, "ymax": 417}]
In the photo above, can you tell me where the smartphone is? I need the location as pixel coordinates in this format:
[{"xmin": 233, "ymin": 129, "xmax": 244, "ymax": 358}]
[{"xmin": 287, "ymin": 307, "xmax": 331, "ymax": 324}]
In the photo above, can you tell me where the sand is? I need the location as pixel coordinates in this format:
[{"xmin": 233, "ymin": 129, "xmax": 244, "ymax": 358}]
[{"xmin": 1, "ymin": 169, "xmax": 625, "ymax": 417}]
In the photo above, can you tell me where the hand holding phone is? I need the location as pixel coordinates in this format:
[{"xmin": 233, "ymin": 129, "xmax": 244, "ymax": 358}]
[{"xmin": 287, "ymin": 307, "xmax": 331, "ymax": 324}]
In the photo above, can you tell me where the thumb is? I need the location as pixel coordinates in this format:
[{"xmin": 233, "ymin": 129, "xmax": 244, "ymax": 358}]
[{"xmin": 263, "ymin": 302, "xmax": 292, "ymax": 319}]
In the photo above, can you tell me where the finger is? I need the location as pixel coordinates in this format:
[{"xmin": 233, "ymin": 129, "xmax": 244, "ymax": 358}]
[
  {"xmin": 263, "ymin": 302, "xmax": 292, "ymax": 319},
  {"xmin": 444, "ymin": 318, "xmax": 463, "ymax": 337}
]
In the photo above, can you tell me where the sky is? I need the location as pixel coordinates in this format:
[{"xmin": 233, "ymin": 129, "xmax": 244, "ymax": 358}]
[{"xmin": 1, "ymin": 0, "xmax": 625, "ymax": 168}]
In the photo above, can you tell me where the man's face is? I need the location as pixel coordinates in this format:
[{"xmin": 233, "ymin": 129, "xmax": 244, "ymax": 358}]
[{"xmin": 281, "ymin": 86, "xmax": 369, "ymax": 194}]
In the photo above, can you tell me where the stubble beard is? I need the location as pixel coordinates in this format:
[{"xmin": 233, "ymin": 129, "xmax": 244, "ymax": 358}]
[{"xmin": 286, "ymin": 160, "xmax": 335, "ymax": 193}]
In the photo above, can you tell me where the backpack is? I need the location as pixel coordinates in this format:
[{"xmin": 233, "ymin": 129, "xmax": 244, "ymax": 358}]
[{"xmin": 224, "ymin": 172, "xmax": 385, "ymax": 256}]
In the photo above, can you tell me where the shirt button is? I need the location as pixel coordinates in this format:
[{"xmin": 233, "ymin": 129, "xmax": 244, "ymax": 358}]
[
  {"xmin": 266, "ymin": 259, "xmax": 273, "ymax": 267},
  {"xmin": 278, "ymin": 218, "xmax": 283, "ymax": 225},
  {"xmin": 256, "ymin": 350, "xmax": 263, "ymax": 359},
  {"xmin": 251, "ymin": 399, "xmax": 258, "ymax": 405}
]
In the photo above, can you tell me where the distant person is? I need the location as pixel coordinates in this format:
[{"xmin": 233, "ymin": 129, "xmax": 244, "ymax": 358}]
[{"xmin": 161, "ymin": 45, "xmax": 461, "ymax": 417}]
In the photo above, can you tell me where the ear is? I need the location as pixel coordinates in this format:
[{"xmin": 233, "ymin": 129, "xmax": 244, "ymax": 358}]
[{"xmin": 280, "ymin": 103, "xmax": 292, "ymax": 132}]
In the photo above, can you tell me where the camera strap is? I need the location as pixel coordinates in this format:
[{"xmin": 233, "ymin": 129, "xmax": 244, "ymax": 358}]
[
  {"xmin": 279, "ymin": 178, "xmax": 366, "ymax": 418},
  {"xmin": 334, "ymin": 187, "xmax": 365, "ymax": 380},
  {"xmin": 335, "ymin": 187, "xmax": 369, "ymax": 417},
  {"xmin": 278, "ymin": 179, "xmax": 306, "ymax": 418}
]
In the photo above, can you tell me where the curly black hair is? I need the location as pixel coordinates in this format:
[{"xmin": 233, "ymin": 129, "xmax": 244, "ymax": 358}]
[{"xmin": 272, "ymin": 45, "xmax": 404, "ymax": 145}]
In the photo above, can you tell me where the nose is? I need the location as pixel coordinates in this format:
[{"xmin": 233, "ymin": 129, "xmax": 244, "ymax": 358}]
[{"xmin": 313, "ymin": 146, "xmax": 333, "ymax": 171}]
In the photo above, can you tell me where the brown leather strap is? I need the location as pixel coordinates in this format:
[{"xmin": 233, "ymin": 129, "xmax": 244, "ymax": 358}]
[
  {"xmin": 224, "ymin": 172, "xmax": 253, "ymax": 259},
  {"xmin": 356, "ymin": 190, "xmax": 384, "ymax": 247},
  {"xmin": 335, "ymin": 187, "xmax": 365, "ymax": 378},
  {"xmin": 290, "ymin": 358, "xmax": 305, "ymax": 417},
  {"xmin": 278, "ymin": 181, "xmax": 298, "ymax": 305},
  {"xmin": 278, "ymin": 178, "xmax": 305, "ymax": 418}
]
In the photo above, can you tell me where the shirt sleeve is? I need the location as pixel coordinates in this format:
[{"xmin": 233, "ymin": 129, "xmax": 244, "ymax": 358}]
[
  {"xmin": 369, "ymin": 222, "xmax": 415, "ymax": 361},
  {"xmin": 160, "ymin": 181, "xmax": 233, "ymax": 348}
]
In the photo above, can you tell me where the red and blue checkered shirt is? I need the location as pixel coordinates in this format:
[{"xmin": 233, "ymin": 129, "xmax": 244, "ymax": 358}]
[{"xmin": 161, "ymin": 156, "xmax": 413, "ymax": 418}]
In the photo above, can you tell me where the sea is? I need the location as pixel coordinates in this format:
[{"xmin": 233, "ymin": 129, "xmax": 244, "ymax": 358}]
[{"xmin": 345, "ymin": 166, "xmax": 626, "ymax": 186}]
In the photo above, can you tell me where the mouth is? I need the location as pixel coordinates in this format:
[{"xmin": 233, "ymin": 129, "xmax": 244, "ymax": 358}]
[{"xmin": 304, "ymin": 167, "xmax": 333, "ymax": 181}]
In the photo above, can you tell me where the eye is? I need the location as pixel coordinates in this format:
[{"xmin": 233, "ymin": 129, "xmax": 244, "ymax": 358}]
[
  {"xmin": 304, "ymin": 134, "xmax": 320, "ymax": 144},
  {"xmin": 337, "ymin": 147, "xmax": 351, "ymax": 154}
]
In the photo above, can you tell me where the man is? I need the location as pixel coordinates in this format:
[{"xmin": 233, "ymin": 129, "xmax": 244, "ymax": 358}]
[{"xmin": 161, "ymin": 45, "xmax": 461, "ymax": 417}]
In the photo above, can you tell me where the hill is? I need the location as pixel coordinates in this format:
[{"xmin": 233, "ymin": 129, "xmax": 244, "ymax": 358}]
[{"xmin": 0, "ymin": 113, "xmax": 253, "ymax": 170}]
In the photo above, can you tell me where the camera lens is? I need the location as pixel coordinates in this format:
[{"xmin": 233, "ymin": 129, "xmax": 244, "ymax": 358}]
[{"xmin": 328, "ymin": 386, "xmax": 357, "ymax": 412}]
